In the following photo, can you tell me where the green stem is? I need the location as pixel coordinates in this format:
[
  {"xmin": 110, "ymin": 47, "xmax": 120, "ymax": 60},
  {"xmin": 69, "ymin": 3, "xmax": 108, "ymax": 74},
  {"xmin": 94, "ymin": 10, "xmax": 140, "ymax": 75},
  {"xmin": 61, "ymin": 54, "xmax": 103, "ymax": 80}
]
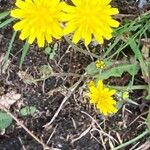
[
  {"xmin": 34, "ymin": 72, "xmax": 81, "ymax": 82},
  {"xmin": 114, "ymin": 129, "xmax": 149, "ymax": 150},
  {"xmin": 19, "ymin": 40, "xmax": 30, "ymax": 69},
  {"xmin": 3, "ymin": 31, "xmax": 17, "ymax": 65},
  {"xmin": 0, "ymin": 18, "xmax": 15, "ymax": 28},
  {"xmin": 109, "ymin": 85, "xmax": 147, "ymax": 90},
  {"xmin": 64, "ymin": 36, "xmax": 101, "ymax": 59}
]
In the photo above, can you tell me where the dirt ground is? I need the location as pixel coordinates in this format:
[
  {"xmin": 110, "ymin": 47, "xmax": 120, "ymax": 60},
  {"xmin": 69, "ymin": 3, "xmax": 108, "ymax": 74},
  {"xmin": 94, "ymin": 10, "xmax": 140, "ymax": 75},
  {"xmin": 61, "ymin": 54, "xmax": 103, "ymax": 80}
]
[{"xmin": 0, "ymin": 0, "xmax": 150, "ymax": 150}]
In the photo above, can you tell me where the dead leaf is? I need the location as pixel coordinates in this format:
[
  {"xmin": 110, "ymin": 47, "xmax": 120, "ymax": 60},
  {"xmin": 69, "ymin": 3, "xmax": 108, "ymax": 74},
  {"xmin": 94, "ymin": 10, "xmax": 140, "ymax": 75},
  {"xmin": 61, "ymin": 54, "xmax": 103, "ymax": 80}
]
[
  {"xmin": 141, "ymin": 45, "xmax": 150, "ymax": 59},
  {"xmin": 0, "ymin": 91, "xmax": 21, "ymax": 109},
  {"xmin": 39, "ymin": 65, "xmax": 53, "ymax": 79},
  {"xmin": 140, "ymin": 38, "xmax": 150, "ymax": 48},
  {"xmin": 47, "ymin": 86, "xmax": 67, "ymax": 96},
  {"xmin": 0, "ymin": 54, "xmax": 10, "ymax": 74},
  {"xmin": 17, "ymin": 71, "xmax": 37, "ymax": 85}
]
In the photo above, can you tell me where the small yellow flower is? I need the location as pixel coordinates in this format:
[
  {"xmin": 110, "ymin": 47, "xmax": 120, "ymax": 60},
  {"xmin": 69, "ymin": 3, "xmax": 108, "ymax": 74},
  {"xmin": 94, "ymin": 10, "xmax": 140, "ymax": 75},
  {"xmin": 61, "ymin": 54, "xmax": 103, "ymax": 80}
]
[
  {"xmin": 63, "ymin": 0, "xmax": 119, "ymax": 46},
  {"xmin": 122, "ymin": 92, "xmax": 129, "ymax": 99},
  {"xmin": 11, "ymin": 0, "xmax": 64, "ymax": 47},
  {"xmin": 96, "ymin": 60, "xmax": 105, "ymax": 69},
  {"xmin": 88, "ymin": 80, "xmax": 117, "ymax": 116}
]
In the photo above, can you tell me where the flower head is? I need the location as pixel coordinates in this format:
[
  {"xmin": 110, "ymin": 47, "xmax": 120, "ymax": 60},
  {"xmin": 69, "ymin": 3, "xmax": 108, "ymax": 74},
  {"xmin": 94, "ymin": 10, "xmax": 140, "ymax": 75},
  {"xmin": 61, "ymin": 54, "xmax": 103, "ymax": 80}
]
[
  {"xmin": 11, "ymin": 0, "xmax": 64, "ymax": 47},
  {"xmin": 88, "ymin": 80, "xmax": 117, "ymax": 116},
  {"xmin": 96, "ymin": 60, "xmax": 105, "ymax": 69},
  {"xmin": 63, "ymin": 0, "xmax": 119, "ymax": 46}
]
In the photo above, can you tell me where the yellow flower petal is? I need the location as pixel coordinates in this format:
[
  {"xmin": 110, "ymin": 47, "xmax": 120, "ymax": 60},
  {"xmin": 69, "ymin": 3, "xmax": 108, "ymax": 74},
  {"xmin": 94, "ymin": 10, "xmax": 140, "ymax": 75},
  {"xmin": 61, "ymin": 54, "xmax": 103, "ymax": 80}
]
[
  {"xmin": 37, "ymin": 32, "xmax": 45, "ymax": 47},
  {"xmin": 72, "ymin": 0, "xmax": 81, "ymax": 6},
  {"xmin": 19, "ymin": 27, "xmax": 30, "ymax": 40},
  {"xmin": 11, "ymin": 0, "xmax": 64, "ymax": 47},
  {"xmin": 72, "ymin": 27, "xmax": 82, "ymax": 44},
  {"xmin": 63, "ymin": 0, "xmax": 119, "ymax": 45},
  {"xmin": 28, "ymin": 28, "xmax": 36, "ymax": 44},
  {"xmin": 87, "ymin": 80, "xmax": 117, "ymax": 116}
]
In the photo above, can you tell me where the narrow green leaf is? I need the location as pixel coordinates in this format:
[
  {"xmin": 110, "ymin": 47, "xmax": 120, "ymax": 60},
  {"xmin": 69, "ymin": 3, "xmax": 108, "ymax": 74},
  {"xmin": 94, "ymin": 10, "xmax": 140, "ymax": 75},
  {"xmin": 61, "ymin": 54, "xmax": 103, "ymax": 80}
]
[
  {"xmin": 19, "ymin": 40, "xmax": 30, "ymax": 68},
  {"xmin": 3, "ymin": 31, "xmax": 17, "ymax": 65},
  {"xmin": 0, "ymin": 112, "xmax": 13, "ymax": 130},
  {"xmin": 147, "ymin": 109, "xmax": 150, "ymax": 132},
  {"xmin": 129, "ymin": 38, "xmax": 149, "ymax": 91},
  {"xmin": 0, "ymin": 18, "xmax": 15, "ymax": 29},
  {"xmin": 0, "ymin": 11, "xmax": 10, "ymax": 20},
  {"xmin": 128, "ymin": 38, "xmax": 143, "ymax": 61},
  {"xmin": 146, "ymin": 86, "xmax": 150, "ymax": 100}
]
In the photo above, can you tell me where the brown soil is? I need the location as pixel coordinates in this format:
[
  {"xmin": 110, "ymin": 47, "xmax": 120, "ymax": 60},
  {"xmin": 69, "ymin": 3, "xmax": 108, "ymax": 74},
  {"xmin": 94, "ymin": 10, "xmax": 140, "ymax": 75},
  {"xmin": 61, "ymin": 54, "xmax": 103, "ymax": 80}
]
[{"xmin": 0, "ymin": 0, "xmax": 149, "ymax": 150}]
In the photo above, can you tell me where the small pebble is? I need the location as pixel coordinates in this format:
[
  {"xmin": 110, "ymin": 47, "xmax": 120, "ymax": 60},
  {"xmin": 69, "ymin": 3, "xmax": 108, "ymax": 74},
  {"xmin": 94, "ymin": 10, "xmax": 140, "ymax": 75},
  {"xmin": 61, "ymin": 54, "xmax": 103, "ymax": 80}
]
[{"xmin": 138, "ymin": 0, "xmax": 148, "ymax": 8}]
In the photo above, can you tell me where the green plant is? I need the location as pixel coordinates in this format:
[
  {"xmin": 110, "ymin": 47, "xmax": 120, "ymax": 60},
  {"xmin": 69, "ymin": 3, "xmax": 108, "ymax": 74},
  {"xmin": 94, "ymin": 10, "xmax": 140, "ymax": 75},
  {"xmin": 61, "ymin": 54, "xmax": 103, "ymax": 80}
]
[
  {"xmin": 0, "ymin": 112, "xmax": 12, "ymax": 130},
  {"xmin": 20, "ymin": 106, "xmax": 37, "ymax": 117}
]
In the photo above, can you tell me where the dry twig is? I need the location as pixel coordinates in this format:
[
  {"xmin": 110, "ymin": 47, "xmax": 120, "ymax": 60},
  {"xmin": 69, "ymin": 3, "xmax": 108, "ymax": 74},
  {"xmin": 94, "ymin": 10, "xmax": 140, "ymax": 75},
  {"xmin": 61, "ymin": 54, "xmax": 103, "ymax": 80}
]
[
  {"xmin": 0, "ymin": 104, "xmax": 51, "ymax": 150},
  {"xmin": 43, "ymin": 75, "xmax": 84, "ymax": 128}
]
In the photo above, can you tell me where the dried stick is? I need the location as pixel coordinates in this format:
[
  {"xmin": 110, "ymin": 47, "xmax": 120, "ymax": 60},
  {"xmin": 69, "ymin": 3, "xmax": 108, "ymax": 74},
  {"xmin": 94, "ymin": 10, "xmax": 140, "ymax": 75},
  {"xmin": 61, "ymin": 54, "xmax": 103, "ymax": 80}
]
[
  {"xmin": 0, "ymin": 104, "xmax": 51, "ymax": 150},
  {"xmin": 43, "ymin": 75, "xmax": 84, "ymax": 128}
]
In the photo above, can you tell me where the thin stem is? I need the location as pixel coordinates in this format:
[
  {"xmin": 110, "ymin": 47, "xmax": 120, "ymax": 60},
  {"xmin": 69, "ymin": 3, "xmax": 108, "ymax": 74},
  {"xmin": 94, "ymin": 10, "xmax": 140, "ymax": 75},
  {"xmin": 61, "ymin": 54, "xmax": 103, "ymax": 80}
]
[
  {"xmin": 34, "ymin": 72, "xmax": 81, "ymax": 82},
  {"xmin": 43, "ymin": 74, "xmax": 85, "ymax": 128},
  {"xmin": 64, "ymin": 36, "xmax": 101, "ymax": 59},
  {"xmin": 0, "ymin": 104, "xmax": 50, "ymax": 150},
  {"xmin": 109, "ymin": 85, "xmax": 147, "ymax": 90},
  {"xmin": 3, "ymin": 31, "xmax": 17, "ymax": 65},
  {"xmin": 114, "ymin": 129, "xmax": 149, "ymax": 150},
  {"xmin": 19, "ymin": 40, "xmax": 30, "ymax": 69}
]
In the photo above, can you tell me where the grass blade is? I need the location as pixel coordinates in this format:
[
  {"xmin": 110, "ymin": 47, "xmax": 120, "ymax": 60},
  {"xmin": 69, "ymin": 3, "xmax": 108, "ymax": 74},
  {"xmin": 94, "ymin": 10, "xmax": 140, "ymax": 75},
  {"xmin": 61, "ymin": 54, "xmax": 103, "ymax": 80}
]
[
  {"xmin": 0, "ymin": 18, "xmax": 15, "ymax": 29},
  {"xmin": 3, "ymin": 31, "xmax": 17, "ymax": 65},
  {"xmin": 19, "ymin": 40, "xmax": 30, "ymax": 69},
  {"xmin": 0, "ymin": 11, "xmax": 10, "ymax": 20}
]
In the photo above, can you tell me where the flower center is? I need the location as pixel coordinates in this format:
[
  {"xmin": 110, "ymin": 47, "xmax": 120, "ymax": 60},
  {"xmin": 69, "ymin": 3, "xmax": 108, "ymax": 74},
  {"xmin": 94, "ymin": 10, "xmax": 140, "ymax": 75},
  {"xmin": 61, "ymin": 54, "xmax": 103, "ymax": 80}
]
[
  {"xmin": 78, "ymin": 5, "xmax": 99, "ymax": 23},
  {"xmin": 40, "ymin": 8, "xmax": 48, "ymax": 16},
  {"xmin": 35, "ymin": 7, "xmax": 50, "ymax": 19}
]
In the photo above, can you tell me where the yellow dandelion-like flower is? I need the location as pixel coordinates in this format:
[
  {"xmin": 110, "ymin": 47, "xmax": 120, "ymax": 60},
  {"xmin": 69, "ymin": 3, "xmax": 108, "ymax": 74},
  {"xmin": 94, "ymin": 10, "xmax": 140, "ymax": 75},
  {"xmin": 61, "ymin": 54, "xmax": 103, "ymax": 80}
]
[
  {"xmin": 11, "ymin": 0, "xmax": 64, "ymax": 47},
  {"xmin": 96, "ymin": 60, "xmax": 105, "ymax": 69},
  {"xmin": 88, "ymin": 80, "xmax": 117, "ymax": 116},
  {"xmin": 63, "ymin": 0, "xmax": 119, "ymax": 46}
]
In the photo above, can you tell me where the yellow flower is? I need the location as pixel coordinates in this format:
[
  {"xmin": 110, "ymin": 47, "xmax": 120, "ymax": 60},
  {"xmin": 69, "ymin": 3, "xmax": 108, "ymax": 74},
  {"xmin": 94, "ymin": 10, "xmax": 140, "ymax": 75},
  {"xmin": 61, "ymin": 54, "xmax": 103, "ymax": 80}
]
[
  {"xmin": 96, "ymin": 60, "xmax": 105, "ymax": 69},
  {"xmin": 88, "ymin": 80, "xmax": 117, "ymax": 116},
  {"xmin": 11, "ymin": 0, "xmax": 64, "ymax": 47},
  {"xmin": 63, "ymin": 0, "xmax": 119, "ymax": 46}
]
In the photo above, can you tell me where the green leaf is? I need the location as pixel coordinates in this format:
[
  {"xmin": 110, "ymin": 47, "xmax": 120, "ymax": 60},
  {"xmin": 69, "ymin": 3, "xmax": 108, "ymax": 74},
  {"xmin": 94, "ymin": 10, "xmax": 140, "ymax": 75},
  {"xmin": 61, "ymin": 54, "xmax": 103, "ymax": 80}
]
[
  {"xmin": 44, "ymin": 46, "xmax": 52, "ymax": 54},
  {"xmin": 114, "ymin": 24, "xmax": 141, "ymax": 36},
  {"xmin": 0, "ymin": 112, "xmax": 13, "ymax": 130},
  {"xmin": 116, "ymin": 100, "xmax": 124, "ymax": 110},
  {"xmin": 3, "ymin": 31, "xmax": 17, "ymax": 65},
  {"xmin": 0, "ymin": 11, "xmax": 10, "ymax": 20},
  {"xmin": 0, "ymin": 18, "xmax": 15, "ymax": 29},
  {"xmin": 129, "ymin": 38, "xmax": 149, "ymax": 86},
  {"xmin": 44, "ymin": 45, "xmax": 56, "ymax": 60},
  {"xmin": 147, "ymin": 109, "xmax": 150, "ymax": 132},
  {"xmin": 97, "ymin": 63, "xmax": 139, "ymax": 80},
  {"xmin": 85, "ymin": 62, "xmax": 99, "ymax": 75},
  {"xmin": 128, "ymin": 38, "xmax": 143, "ymax": 61},
  {"xmin": 20, "ymin": 106, "xmax": 37, "ymax": 116},
  {"xmin": 146, "ymin": 86, "xmax": 150, "ymax": 100},
  {"xmin": 49, "ymin": 51, "xmax": 56, "ymax": 59},
  {"xmin": 19, "ymin": 40, "xmax": 30, "ymax": 69}
]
